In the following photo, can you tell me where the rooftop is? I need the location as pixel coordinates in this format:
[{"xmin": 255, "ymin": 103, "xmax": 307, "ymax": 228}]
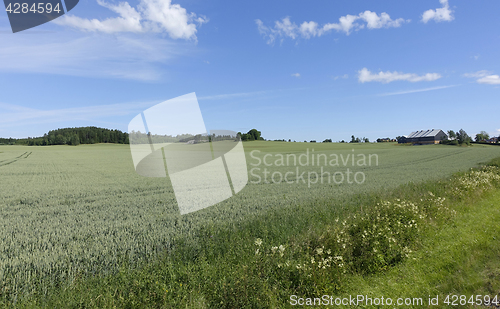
[{"xmin": 407, "ymin": 129, "xmax": 443, "ymax": 138}]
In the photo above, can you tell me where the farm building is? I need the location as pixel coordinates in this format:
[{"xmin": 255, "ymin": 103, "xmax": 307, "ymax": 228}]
[{"xmin": 398, "ymin": 129, "xmax": 447, "ymax": 145}]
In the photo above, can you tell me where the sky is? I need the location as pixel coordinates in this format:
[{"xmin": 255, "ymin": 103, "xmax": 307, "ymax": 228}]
[{"xmin": 0, "ymin": 0, "xmax": 499, "ymax": 141}]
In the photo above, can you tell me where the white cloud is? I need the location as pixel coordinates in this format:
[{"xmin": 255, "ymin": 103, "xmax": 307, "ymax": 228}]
[
  {"xmin": 462, "ymin": 70, "xmax": 492, "ymax": 78},
  {"xmin": 256, "ymin": 11, "xmax": 408, "ymax": 44},
  {"xmin": 54, "ymin": 0, "xmax": 207, "ymax": 40},
  {"xmin": 358, "ymin": 68, "xmax": 442, "ymax": 83},
  {"xmin": 477, "ymin": 75, "xmax": 500, "ymax": 85},
  {"xmin": 422, "ymin": 0, "xmax": 454, "ymax": 23},
  {"xmin": 463, "ymin": 70, "xmax": 500, "ymax": 85},
  {"xmin": 320, "ymin": 14, "xmax": 361, "ymax": 36},
  {"xmin": 333, "ymin": 74, "xmax": 349, "ymax": 80},
  {"xmin": 299, "ymin": 21, "xmax": 319, "ymax": 39},
  {"xmin": 0, "ymin": 32, "xmax": 181, "ymax": 80},
  {"xmin": 291, "ymin": 73, "xmax": 300, "ymax": 78},
  {"xmin": 275, "ymin": 17, "xmax": 298, "ymax": 39},
  {"xmin": 358, "ymin": 11, "xmax": 408, "ymax": 29},
  {"xmin": 256, "ymin": 19, "xmax": 274, "ymax": 44}
]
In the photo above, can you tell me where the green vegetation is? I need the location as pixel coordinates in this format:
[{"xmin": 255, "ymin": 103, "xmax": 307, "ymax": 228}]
[
  {"xmin": 441, "ymin": 129, "xmax": 473, "ymax": 146},
  {"xmin": 0, "ymin": 142, "xmax": 500, "ymax": 307},
  {"xmin": 238, "ymin": 129, "xmax": 264, "ymax": 141},
  {"xmin": 346, "ymin": 180, "xmax": 500, "ymax": 308},
  {"xmin": 376, "ymin": 137, "xmax": 395, "ymax": 143},
  {"xmin": 475, "ymin": 130, "xmax": 490, "ymax": 142},
  {"xmin": 0, "ymin": 127, "xmax": 129, "ymax": 146},
  {"xmin": 350, "ymin": 135, "xmax": 369, "ymax": 143}
]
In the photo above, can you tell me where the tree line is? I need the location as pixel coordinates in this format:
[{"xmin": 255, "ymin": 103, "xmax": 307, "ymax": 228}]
[
  {"xmin": 440, "ymin": 129, "xmax": 472, "ymax": 145},
  {"xmin": 440, "ymin": 129, "xmax": 499, "ymax": 145},
  {"xmin": 2, "ymin": 126, "xmax": 496, "ymax": 146},
  {"xmin": 0, "ymin": 127, "xmax": 129, "ymax": 146}
]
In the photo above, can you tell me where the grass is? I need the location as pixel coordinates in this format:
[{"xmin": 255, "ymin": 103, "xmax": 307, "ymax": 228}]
[
  {"xmin": 1, "ymin": 143, "xmax": 500, "ymax": 306},
  {"xmin": 344, "ymin": 188, "xmax": 500, "ymax": 308},
  {"xmin": 488, "ymin": 156, "xmax": 500, "ymax": 167}
]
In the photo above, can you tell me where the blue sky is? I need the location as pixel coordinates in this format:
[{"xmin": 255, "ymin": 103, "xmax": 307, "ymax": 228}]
[{"xmin": 0, "ymin": 0, "xmax": 499, "ymax": 141}]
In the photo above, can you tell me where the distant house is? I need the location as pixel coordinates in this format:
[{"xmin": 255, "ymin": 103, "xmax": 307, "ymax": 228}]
[
  {"xmin": 486, "ymin": 137, "xmax": 499, "ymax": 143},
  {"xmin": 398, "ymin": 129, "xmax": 447, "ymax": 145}
]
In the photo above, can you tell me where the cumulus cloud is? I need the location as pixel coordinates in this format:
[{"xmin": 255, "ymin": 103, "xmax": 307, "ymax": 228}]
[
  {"xmin": 54, "ymin": 0, "xmax": 208, "ymax": 40},
  {"xmin": 422, "ymin": 0, "xmax": 454, "ymax": 23},
  {"xmin": 256, "ymin": 11, "xmax": 408, "ymax": 44},
  {"xmin": 358, "ymin": 68, "xmax": 442, "ymax": 83},
  {"xmin": 477, "ymin": 75, "xmax": 500, "ymax": 85},
  {"xmin": 291, "ymin": 73, "xmax": 300, "ymax": 78},
  {"xmin": 358, "ymin": 11, "xmax": 407, "ymax": 29},
  {"xmin": 463, "ymin": 70, "xmax": 500, "ymax": 85}
]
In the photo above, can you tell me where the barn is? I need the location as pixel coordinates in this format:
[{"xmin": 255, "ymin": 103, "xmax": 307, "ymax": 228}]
[{"xmin": 398, "ymin": 129, "xmax": 447, "ymax": 145}]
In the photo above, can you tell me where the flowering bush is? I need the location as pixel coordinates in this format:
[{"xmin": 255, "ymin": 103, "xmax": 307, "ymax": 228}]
[
  {"xmin": 251, "ymin": 181, "xmax": 485, "ymax": 280},
  {"xmin": 455, "ymin": 166, "xmax": 500, "ymax": 192}
]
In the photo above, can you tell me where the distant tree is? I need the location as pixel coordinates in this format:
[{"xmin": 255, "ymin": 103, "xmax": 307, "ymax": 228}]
[
  {"xmin": 55, "ymin": 134, "xmax": 67, "ymax": 145},
  {"xmin": 447, "ymin": 130, "xmax": 456, "ymax": 140},
  {"xmin": 378, "ymin": 137, "xmax": 392, "ymax": 143},
  {"xmin": 475, "ymin": 131, "xmax": 490, "ymax": 142},
  {"xmin": 457, "ymin": 129, "xmax": 472, "ymax": 145},
  {"xmin": 310, "ymin": 140, "xmax": 316, "ymax": 143},
  {"xmin": 362, "ymin": 137, "xmax": 369, "ymax": 143},
  {"xmin": 69, "ymin": 134, "xmax": 80, "ymax": 146},
  {"xmin": 350, "ymin": 135, "xmax": 356, "ymax": 143},
  {"xmin": 238, "ymin": 129, "xmax": 264, "ymax": 141},
  {"xmin": 323, "ymin": 139, "xmax": 332, "ymax": 143},
  {"xmin": 248, "ymin": 129, "xmax": 262, "ymax": 141},
  {"xmin": 340, "ymin": 140, "xmax": 345, "ymax": 143}
]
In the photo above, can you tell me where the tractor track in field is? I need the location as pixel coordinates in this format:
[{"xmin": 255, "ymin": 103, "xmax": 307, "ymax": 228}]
[{"xmin": 0, "ymin": 152, "xmax": 32, "ymax": 167}]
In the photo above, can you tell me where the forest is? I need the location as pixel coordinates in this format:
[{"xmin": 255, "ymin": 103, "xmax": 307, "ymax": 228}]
[{"xmin": 0, "ymin": 127, "xmax": 129, "ymax": 146}]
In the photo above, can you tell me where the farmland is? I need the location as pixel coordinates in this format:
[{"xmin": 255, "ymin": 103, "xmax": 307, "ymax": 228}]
[{"xmin": 0, "ymin": 142, "xmax": 500, "ymax": 303}]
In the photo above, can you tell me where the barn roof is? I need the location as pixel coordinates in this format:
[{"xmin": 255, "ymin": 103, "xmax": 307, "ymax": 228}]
[{"xmin": 407, "ymin": 129, "xmax": 443, "ymax": 138}]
